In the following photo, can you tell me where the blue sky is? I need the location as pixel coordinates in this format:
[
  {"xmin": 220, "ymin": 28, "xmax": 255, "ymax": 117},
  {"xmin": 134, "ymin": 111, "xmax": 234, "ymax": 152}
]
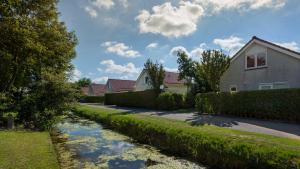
[{"xmin": 58, "ymin": 0, "xmax": 300, "ymax": 83}]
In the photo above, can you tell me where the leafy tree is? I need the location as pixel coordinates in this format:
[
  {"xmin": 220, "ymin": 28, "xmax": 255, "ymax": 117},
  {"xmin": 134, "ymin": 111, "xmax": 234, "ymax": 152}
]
[
  {"xmin": 197, "ymin": 50, "xmax": 230, "ymax": 92},
  {"xmin": 76, "ymin": 78, "xmax": 92, "ymax": 87},
  {"xmin": 0, "ymin": 0, "xmax": 77, "ymax": 129},
  {"xmin": 144, "ymin": 59, "xmax": 165, "ymax": 94}
]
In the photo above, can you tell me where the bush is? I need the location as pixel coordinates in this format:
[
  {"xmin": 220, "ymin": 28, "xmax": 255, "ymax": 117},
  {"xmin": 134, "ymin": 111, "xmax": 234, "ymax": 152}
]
[
  {"xmin": 157, "ymin": 92, "xmax": 184, "ymax": 110},
  {"xmin": 105, "ymin": 90, "xmax": 157, "ymax": 109},
  {"xmin": 80, "ymin": 96, "xmax": 105, "ymax": 103},
  {"xmin": 183, "ymin": 92, "xmax": 195, "ymax": 108},
  {"xmin": 195, "ymin": 89, "xmax": 300, "ymax": 122},
  {"xmin": 74, "ymin": 105, "xmax": 300, "ymax": 169}
]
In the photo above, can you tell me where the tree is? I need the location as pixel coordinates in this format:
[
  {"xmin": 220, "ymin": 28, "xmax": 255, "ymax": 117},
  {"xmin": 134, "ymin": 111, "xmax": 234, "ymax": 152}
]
[
  {"xmin": 144, "ymin": 59, "xmax": 165, "ymax": 94},
  {"xmin": 76, "ymin": 78, "xmax": 92, "ymax": 87},
  {"xmin": 197, "ymin": 50, "xmax": 230, "ymax": 92},
  {"xmin": 0, "ymin": 0, "xmax": 78, "ymax": 129}
]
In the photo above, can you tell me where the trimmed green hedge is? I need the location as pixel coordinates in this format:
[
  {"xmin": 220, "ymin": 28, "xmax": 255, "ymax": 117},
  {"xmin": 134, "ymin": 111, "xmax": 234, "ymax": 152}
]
[
  {"xmin": 157, "ymin": 92, "xmax": 184, "ymax": 110},
  {"xmin": 195, "ymin": 89, "xmax": 300, "ymax": 122},
  {"xmin": 74, "ymin": 105, "xmax": 300, "ymax": 169},
  {"xmin": 105, "ymin": 90, "xmax": 157, "ymax": 109},
  {"xmin": 80, "ymin": 96, "xmax": 105, "ymax": 103}
]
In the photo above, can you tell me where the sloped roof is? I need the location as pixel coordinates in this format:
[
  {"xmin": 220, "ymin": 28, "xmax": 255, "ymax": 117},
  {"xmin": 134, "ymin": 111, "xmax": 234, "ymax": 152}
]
[
  {"xmin": 90, "ymin": 83, "xmax": 105, "ymax": 95},
  {"xmin": 107, "ymin": 79, "xmax": 136, "ymax": 92},
  {"xmin": 231, "ymin": 36, "xmax": 300, "ymax": 62},
  {"xmin": 164, "ymin": 71, "xmax": 185, "ymax": 84}
]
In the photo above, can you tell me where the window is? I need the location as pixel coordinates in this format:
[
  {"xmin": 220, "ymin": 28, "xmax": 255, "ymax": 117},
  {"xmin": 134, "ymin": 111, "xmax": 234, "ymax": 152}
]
[
  {"xmin": 145, "ymin": 76, "xmax": 149, "ymax": 84},
  {"xmin": 246, "ymin": 55, "xmax": 255, "ymax": 68},
  {"xmin": 273, "ymin": 82, "xmax": 289, "ymax": 89},
  {"xmin": 246, "ymin": 50, "xmax": 267, "ymax": 69},
  {"xmin": 230, "ymin": 85, "xmax": 238, "ymax": 93},
  {"xmin": 259, "ymin": 83, "xmax": 273, "ymax": 90}
]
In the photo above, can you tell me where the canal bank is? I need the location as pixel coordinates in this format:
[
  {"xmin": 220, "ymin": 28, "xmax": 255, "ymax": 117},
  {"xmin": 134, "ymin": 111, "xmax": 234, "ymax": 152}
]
[
  {"xmin": 51, "ymin": 114, "xmax": 205, "ymax": 169},
  {"xmin": 73, "ymin": 104, "xmax": 300, "ymax": 169}
]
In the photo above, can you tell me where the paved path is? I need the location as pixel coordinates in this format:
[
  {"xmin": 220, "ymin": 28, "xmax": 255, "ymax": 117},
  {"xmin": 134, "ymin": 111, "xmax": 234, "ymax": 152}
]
[{"xmin": 83, "ymin": 103, "xmax": 300, "ymax": 140}]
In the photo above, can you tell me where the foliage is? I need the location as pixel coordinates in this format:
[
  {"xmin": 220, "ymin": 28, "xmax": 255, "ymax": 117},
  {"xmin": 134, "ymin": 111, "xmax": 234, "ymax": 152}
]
[
  {"xmin": 195, "ymin": 89, "xmax": 300, "ymax": 122},
  {"xmin": 74, "ymin": 105, "xmax": 300, "ymax": 169},
  {"xmin": 0, "ymin": 131, "xmax": 59, "ymax": 169},
  {"xmin": 0, "ymin": 1, "xmax": 78, "ymax": 129},
  {"xmin": 80, "ymin": 96, "xmax": 105, "ymax": 103},
  {"xmin": 157, "ymin": 92, "xmax": 184, "ymax": 110},
  {"xmin": 144, "ymin": 59, "xmax": 165, "ymax": 94},
  {"xmin": 75, "ymin": 78, "xmax": 91, "ymax": 88},
  {"xmin": 197, "ymin": 50, "xmax": 230, "ymax": 91},
  {"xmin": 105, "ymin": 90, "xmax": 157, "ymax": 109}
]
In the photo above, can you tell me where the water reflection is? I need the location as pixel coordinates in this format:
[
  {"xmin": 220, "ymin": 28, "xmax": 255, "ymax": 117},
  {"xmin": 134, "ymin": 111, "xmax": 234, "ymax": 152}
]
[{"xmin": 53, "ymin": 115, "xmax": 205, "ymax": 169}]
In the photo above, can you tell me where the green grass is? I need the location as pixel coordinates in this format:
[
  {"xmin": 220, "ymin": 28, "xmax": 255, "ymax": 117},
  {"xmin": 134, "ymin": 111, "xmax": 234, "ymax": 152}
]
[
  {"xmin": 74, "ymin": 104, "xmax": 300, "ymax": 169},
  {"xmin": 0, "ymin": 131, "xmax": 59, "ymax": 169}
]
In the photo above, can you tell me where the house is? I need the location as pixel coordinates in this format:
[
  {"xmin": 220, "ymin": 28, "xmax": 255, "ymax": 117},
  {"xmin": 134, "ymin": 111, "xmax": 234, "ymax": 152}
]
[
  {"xmin": 220, "ymin": 36, "xmax": 300, "ymax": 92},
  {"xmin": 81, "ymin": 83, "xmax": 106, "ymax": 96},
  {"xmin": 135, "ymin": 69, "xmax": 187, "ymax": 94},
  {"xmin": 105, "ymin": 79, "xmax": 136, "ymax": 93}
]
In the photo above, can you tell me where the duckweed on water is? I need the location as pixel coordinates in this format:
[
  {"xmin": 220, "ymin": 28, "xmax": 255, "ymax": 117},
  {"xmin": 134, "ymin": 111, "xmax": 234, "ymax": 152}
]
[{"xmin": 52, "ymin": 115, "xmax": 205, "ymax": 169}]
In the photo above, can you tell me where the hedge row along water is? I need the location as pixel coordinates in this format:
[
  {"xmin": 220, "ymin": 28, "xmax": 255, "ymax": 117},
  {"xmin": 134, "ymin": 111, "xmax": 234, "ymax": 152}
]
[
  {"xmin": 74, "ymin": 105, "xmax": 300, "ymax": 169},
  {"xmin": 195, "ymin": 89, "xmax": 300, "ymax": 122}
]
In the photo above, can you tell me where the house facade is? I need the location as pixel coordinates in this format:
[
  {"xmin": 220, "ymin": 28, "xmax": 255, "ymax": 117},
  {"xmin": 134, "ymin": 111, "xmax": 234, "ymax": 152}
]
[
  {"xmin": 135, "ymin": 69, "xmax": 187, "ymax": 94},
  {"xmin": 105, "ymin": 79, "xmax": 136, "ymax": 93},
  {"xmin": 220, "ymin": 36, "xmax": 300, "ymax": 92}
]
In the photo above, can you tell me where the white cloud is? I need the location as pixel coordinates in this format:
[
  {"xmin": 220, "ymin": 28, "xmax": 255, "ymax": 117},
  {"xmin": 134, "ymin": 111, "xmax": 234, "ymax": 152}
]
[
  {"xmin": 97, "ymin": 68, "xmax": 103, "ymax": 72},
  {"xmin": 165, "ymin": 67, "xmax": 178, "ymax": 72},
  {"xmin": 93, "ymin": 76, "xmax": 108, "ymax": 83},
  {"xmin": 100, "ymin": 60, "xmax": 140, "ymax": 77},
  {"xmin": 146, "ymin": 43, "xmax": 158, "ymax": 49},
  {"xmin": 159, "ymin": 59, "xmax": 165, "ymax": 64},
  {"xmin": 118, "ymin": 0, "xmax": 128, "ymax": 8},
  {"xmin": 91, "ymin": 0, "xmax": 115, "ymax": 9},
  {"xmin": 197, "ymin": 0, "xmax": 286, "ymax": 13},
  {"xmin": 170, "ymin": 46, "xmax": 189, "ymax": 56},
  {"xmin": 136, "ymin": 1, "xmax": 204, "ymax": 38},
  {"xmin": 102, "ymin": 41, "xmax": 141, "ymax": 58},
  {"xmin": 275, "ymin": 42, "xmax": 300, "ymax": 52},
  {"xmin": 70, "ymin": 68, "xmax": 82, "ymax": 82},
  {"xmin": 84, "ymin": 6, "xmax": 98, "ymax": 18},
  {"xmin": 213, "ymin": 36, "xmax": 245, "ymax": 56},
  {"xmin": 190, "ymin": 43, "xmax": 208, "ymax": 57}
]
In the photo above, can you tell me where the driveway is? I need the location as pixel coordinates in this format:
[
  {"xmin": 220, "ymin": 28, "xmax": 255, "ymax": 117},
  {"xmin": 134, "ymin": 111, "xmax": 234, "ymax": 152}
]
[{"xmin": 82, "ymin": 103, "xmax": 300, "ymax": 140}]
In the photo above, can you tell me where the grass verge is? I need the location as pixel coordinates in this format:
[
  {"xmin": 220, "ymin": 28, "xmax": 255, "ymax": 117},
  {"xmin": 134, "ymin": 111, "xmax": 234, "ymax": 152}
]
[
  {"xmin": 0, "ymin": 130, "xmax": 59, "ymax": 169},
  {"xmin": 74, "ymin": 104, "xmax": 300, "ymax": 169}
]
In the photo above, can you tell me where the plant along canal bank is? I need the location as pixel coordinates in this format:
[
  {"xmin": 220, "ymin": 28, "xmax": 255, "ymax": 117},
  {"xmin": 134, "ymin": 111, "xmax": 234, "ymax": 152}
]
[{"xmin": 51, "ymin": 114, "xmax": 205, "ymax": 169}]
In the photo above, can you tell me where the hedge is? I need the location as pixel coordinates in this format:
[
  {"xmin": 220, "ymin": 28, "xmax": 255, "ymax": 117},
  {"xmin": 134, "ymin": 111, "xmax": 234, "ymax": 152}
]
[
  {"xmin": 157, "ymin": 92, "xmax": 184, "ymax": 110},
  {"xmin": 74, "ymin": 105, "xmax": 300, "ymax": 169},
  {"xmin": 195, "ymin": 89, "xmax": 300, "ymax": 122},
  {"xmin": 80, "ymin": 96, "xmax": 105, "ymax": 103},
  {"xmin": 105, "ymin": 90, "xmax": 157, "ymax": 109}
]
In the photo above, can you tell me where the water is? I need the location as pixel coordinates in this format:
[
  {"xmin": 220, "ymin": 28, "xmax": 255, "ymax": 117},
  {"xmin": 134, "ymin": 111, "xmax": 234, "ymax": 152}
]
[{"xmin": 52, "ymin": 115, "xmax": 206, "ymax": 169}]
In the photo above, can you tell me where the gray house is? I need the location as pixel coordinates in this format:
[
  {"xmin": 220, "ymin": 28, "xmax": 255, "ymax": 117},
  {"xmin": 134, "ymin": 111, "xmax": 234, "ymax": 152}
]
[{"xmin": 220, "ymin": 36, "xmax": 300, "ymax": 92}]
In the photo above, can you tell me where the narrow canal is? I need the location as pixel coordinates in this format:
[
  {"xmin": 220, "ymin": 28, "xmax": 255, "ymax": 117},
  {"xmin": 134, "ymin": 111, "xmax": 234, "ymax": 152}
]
[{"xmin": 52, "ymin": 114, "xmax": 206, "ymax": 169}]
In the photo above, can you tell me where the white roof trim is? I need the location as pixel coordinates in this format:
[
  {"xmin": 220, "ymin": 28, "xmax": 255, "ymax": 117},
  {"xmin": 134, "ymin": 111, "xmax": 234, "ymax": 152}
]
[{"xmin": 231, "ymin": 39, "xmax": 300, "ymax": 62}]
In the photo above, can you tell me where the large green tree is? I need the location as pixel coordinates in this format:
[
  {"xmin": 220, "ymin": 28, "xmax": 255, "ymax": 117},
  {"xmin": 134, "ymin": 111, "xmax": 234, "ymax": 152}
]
[
  {"xmin": 0, "ymin": 0, "xmax": 78, "ymax": 129},
  {"xmin": 144, "ymin": 59, "xmax": 165, "ymax": 94},
  {"xmin": 197, "ymin": 50, "xmax": 230, "ymax": 92},
  {"xmin": 76, "ymin": 78, "xmax": 92, "ymax": 87}
]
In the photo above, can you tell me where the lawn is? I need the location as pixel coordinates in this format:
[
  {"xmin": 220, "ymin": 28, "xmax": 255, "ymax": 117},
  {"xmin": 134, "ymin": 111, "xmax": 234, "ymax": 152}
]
[
  {"xmin": 74, "ymin": 104, "xmax": 300, "ymax": 169},
  {"xmin": 0, "ymin": 131, "xmax": 59, "ymax": 169}
]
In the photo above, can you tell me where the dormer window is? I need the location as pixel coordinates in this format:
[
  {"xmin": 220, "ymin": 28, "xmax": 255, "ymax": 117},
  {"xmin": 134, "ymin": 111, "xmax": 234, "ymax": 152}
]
[{"xmin": 246, "ymin": 47, "xmax": 267, "ymax": 69}]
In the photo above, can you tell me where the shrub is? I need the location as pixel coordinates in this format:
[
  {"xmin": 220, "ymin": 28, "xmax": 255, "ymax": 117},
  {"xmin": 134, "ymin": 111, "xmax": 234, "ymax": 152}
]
[
  {"xmin": 195, "ymin": 89, "xmax": 300, "ymax": 122},
  {"xmin": 74, "ymin": 105, "xmax": 300, "ymax": 169},
  {"xmin": 105, "ymin": 90, "xmax": 157, "ymax": 109},
  {"xmin": 183, "ymin": 92, "xmax": 195, "ymax": 108},
  {"xmin": 157, "ymin": 92, "xmax": 185, "ymax": 110},
  {"xmin": 80, "ymin": 96, "xmax": 105, "ymax": 103}
]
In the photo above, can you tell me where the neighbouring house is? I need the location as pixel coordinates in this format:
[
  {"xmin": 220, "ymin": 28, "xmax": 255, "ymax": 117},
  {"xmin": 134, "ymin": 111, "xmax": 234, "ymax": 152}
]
[
  {"xmin": 105, "ymin": 79, "xmax": 136, "ymax": 93},
  {"xmin": 220, "ymin": 36, "xmax": 300, "ymax": 92},
  {"xmin": 135, "ymin": 69, "xmax": 187, "ymax": 94},
  {"xmin": 81, "ymin": 83, "xmax": 106, "ymax": 96}
]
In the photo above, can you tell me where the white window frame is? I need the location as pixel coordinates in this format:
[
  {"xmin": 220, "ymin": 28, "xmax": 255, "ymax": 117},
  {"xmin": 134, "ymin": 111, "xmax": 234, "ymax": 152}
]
[
  {"xmin": 259, "ymin": 83, "xmax": 273, "ymax": 90},
  {"xmin": 273, "ymin": 81, "xmax": 289, "ymax": 89},
  {"xmin": 230, "ymin": 85, "xmax": 238, "ymax": 93},
  {"xmin": 245, "ymin": 49, "xmax": 268, "ymax": 70}
]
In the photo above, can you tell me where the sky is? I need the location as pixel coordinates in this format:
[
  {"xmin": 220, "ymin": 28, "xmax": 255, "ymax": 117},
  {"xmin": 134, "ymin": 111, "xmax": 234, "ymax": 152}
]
[{"xmin": 58, "ymin": 0, "xmax": 300, "ymax": 84}]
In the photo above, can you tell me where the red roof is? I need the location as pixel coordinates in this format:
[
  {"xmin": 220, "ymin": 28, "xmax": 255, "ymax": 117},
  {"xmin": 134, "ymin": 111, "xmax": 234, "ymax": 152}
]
[
  {"xmin": 90, "ymin": 83, "xmax": 105, "ymax": 95},
  {"xmin": 164, "ymin": 71, "xmax": 185, "ymax": 84},
  {"xmin": 106, "ymin": 79, "xmax": 136, "ymax": 92}
]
